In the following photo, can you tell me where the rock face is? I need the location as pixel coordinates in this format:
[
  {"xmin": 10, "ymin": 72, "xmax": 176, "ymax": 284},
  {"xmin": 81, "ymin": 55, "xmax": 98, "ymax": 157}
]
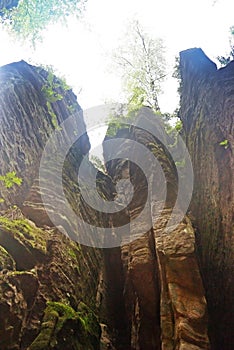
[
  {"xmin": 180, "ymin": 48, "xmax": 234, "ymax": 350},
  {"xmin": 154, "ymin": 212, "xmax": 209, "ymax": 350},
  {"xmin": 0, "ymin": 60, "xmax": 89, "ymax": 208},
  {"xmin": 0, "ymin": 210, "xmax": 100, "ymax": 350},
  {"xmin": 102, "ymin": 122, "xmax": 210, "ymax": 350},
  {"xmin": 0, "ymin": 55, "xmax": 232, "ymax": 350},
  {"xmin": 0, "ymin": 61, "xmax": 101, "ymax": 349}
]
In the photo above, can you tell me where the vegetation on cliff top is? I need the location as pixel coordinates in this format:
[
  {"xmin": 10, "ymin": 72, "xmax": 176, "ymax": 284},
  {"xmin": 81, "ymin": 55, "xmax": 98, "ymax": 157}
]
[{"xmin": 0, "ymin": 0, "xmax": 87, "ymax": 43}]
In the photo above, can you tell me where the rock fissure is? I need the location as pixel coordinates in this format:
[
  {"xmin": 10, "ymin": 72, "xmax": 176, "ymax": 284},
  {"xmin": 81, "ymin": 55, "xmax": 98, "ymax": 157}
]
[{"xmin": 0, "ymin": 53, "xmax": 233, "ymax": 349}]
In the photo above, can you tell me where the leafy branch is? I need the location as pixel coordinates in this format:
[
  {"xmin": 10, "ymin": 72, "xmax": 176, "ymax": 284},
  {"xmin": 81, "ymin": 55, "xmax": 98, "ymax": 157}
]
[
  {"xmin": 0, "ymin": 0, "xmax": 87, "ymax": 45},
  {"xmin": 0, "ymin": 171, "xmax": 22, "ymax": 188},
  {"xmin": 0, "ymin": 171, "xmax": 23, "ymax": 203},
  {"xmin": 41, "ymin": 70, "xmax": 70, "ymax": 129}
]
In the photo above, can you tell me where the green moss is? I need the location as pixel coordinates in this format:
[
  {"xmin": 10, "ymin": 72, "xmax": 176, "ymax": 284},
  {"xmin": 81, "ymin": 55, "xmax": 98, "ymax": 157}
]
[
  {"xmin": 77, "ymin": 302, "xmax": 100, "ymax": 339},
  {"xmin": 68, "ymin": 248, "xmax": 77, "ymax": 260},
  {"xmin": 29, "ymin": 306, "xmax": 58, "ymax": 350},
  {"xmin": 0, "ymin": 245, "xmax": 15, "ymax": 271},
  {"xmin": 28, "ymin": 301, "xmax": 100, "ymax": 350},
  {"xmin": 7, "ymin": 270, "xmax": 36, "ymax": 277},
  {"xmin": 47, "ymin": 301, "xmax": 76, "ymax": 319},
  {"xmin": 0, "ymin": 216, "xmax": 46, "ymax": 253}
]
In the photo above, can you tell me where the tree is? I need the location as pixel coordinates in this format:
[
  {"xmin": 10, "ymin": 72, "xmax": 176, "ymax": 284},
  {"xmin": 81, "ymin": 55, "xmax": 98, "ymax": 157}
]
[
  {"xmin": 114, "ymin": 20, "xmax": 166, "ymax": 112},
  {"xmin": 217, "ymin": 25, "xmax": 234, "ymax": 65},
  {"xmin": 0, "ymin": 0, "xmax": 87, "ymax": 43}
]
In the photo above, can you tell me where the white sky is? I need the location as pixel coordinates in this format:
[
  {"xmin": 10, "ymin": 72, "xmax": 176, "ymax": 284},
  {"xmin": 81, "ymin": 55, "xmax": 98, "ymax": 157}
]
[{"xmin": 0, "ymin": 0, "xmax": 234, "ymax": 114}]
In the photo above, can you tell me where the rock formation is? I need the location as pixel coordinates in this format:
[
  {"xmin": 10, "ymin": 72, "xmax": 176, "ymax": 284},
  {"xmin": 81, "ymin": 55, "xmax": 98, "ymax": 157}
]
[
  {"xmin": 0, "ymin": 209, "xmax": 101, "ymax": 349},
  {"xmin": 102, "ymin": 121, "xmax": 210, "ymax": 350},
  {"xmin": 179, "ymin": 48, "xmax": 234, "ymax": 350},
  {"xmin": 0, "ymin": 61, "xmax": 102, "ymax": 350},
  {"xmin": 0, "ymin": 51, "xmax": 233, "ymax": 350}
]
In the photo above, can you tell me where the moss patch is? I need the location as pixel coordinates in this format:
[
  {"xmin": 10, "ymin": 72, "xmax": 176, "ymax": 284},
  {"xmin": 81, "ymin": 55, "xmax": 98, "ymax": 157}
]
[
  {"xmin": 0, "ymin": 245, "xmax": 15, "ymax": 271},
  {"xmin": 28, "ymin": 301, "xmax": 101, "ymax": 350},
  {"xmin": 0, "ymin": 216, "xmax": 47, "ymax": 254},
  {"xmin": 77, "ymin": 302, "xmax": 101, "ymax": 346}
]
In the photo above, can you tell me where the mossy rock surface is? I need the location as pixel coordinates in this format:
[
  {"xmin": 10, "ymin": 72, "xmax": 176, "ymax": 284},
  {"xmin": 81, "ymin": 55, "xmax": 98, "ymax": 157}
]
[
  {"xmin": 0, "ymin": 209, "xmax": 101, "ymax": 349},
  {"xmin": 0, "ymin": 245, "xmax": 15, "ymax": 271},
  {"xmin": 0, "ymin": 60, "xmax": 103, "ymax": 349},
  {"xmin": 0, "ymin": 216, "xmax": 47, "ymax": 253},
  {"xmin": 29, "ymin": 301, "xmax": 101, "ymax": 350},
  {"xmin": 0, "ymin": 215, "xmax": 47, "ymax": 270}
]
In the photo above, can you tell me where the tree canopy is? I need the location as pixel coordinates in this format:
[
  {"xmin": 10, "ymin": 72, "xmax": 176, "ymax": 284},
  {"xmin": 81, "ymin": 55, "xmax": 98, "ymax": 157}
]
[
  {"xmin": 0, "ymin": 0, "xmax": 87, "ymax": 43},
  {"xmin": 113, "ymin": 20, "xmax": 166, "ymax": 113}
]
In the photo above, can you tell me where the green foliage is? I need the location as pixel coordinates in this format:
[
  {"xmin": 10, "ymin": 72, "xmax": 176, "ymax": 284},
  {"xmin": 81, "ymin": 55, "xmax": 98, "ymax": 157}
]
[
  {"xmin": 46, "ymin": 101, "xmax": 60, "ymax": 129},
  {"xmin": 0, "ymin": 244, "xmax": 16, "ymax": 271},
  {"xmin": 113, "ymin": 19, "xmax": 166, "ymax": 112},
  {"xmin": 128, "ymin": 85, "xmax": 147, "ymax": 111},
  {"xmin": 217, "ymin": 56, "xmax": 232, "ymax": 66},
  {"xmin": 172, "ymin": 55, "xmax": 182, "ymax": 95},
  {"xmin": 175, "ymin": 159, "xmax": 185, "ymax": 168},
  {"xmin": 0, "ymin": 0, "xmax": 87, "ymax": 44},
  {"xmin": 106, "ymin": 120, "xmax": 129, "ymax": 137},
  {"xmin": 29, "ymin": 300, "xmax": 100, "ymax": 349},
  {"xmin": 77, "ymin": 302, "xmax": 100, "ymax": 336},
  {"xmin": 217, "ymin": 26, "xmax": 234, "ymax": 66},
  {"xmin": 108, "ymin": 20, "xmax": 176, "ymax": 135},
  {"xmin": 219, "ymin": 139, "xmax": 229, "ymax": 149},
  {"xmin": 41, "ymin": 70, "xmax": 71, "ymax": 129},
  {"xmin": 41, "ymin": 70, "xmax": 70, "ymax": 101},
  {"xmin": 90, "ymin": 155, "xmax": 106, "ymax": 173},
  {"xmin": 0, "ymin": 171, "xmax": 22, "ymax": 188},
  {"xmin": 47, "ymin": 301, "xmax": 76, "ymax": 320},
  {"xmin": 106, "ymin": 102, "xmax": 178, "ymax": 140},
  {"xmin": 41, "ymin": 78, "xmax": 63, "ymax": 103},
  {"xmin": 0, "ymin": 216, "xmax": 47, "ymax": 252},
  {"xmin": 106, "ymin": 119, "xmax": 131, "ymax": 138},
  {"xmin": 29, "ymin": 301, "xmax": 77, "ymax": 350},
  {"xmin": 175, "ymin": 119, "xmax": 182, "ymax": 132}
]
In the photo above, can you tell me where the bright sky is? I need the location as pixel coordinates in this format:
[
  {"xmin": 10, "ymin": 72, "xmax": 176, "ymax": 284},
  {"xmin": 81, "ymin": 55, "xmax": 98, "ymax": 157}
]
[{"xmin": 0, "ymin": 0, "xmax": 234, "ymax": 115}]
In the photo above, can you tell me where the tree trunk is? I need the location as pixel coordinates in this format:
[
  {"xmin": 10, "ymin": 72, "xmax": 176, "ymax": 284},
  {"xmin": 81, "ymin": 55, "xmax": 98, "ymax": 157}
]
[{"xmin": 179, "ymin": 48, "xmax": 234, "ymax": 350}]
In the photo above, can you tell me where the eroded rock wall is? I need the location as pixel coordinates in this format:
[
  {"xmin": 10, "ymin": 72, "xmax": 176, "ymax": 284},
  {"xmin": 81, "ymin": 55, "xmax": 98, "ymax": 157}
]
[
  {"xmin": 0, "ymin": 210, "xmax": 101, "ymax": 349},
  {"xmin": 0, "ymin": 61, "xmax": 102, "ymax": 349},
  {"xmin": 180, "ymin": 48, "xmax": 234, "ymax": 349},
  {"xmin": 0, "ymin": 60, "xmax": 89, "ymax": 207},
  {"xmin": 1, "ymin": 53, "xmax": 232, "ymax": 350},
  {"xmin": 102, "ymin": 120, "xmax": 210, "ymax": 350}
]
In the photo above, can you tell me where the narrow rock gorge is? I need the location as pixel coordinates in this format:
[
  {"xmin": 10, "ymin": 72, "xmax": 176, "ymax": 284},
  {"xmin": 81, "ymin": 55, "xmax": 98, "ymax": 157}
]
[{"xmin": 0, "ymin": 49, "xmax": 233, "ymax": 350}]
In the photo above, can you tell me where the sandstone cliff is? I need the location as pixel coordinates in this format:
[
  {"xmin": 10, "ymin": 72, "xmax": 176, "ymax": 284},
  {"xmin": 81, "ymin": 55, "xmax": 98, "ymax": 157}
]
[
  {"xmin": 102, "ymin": 119, "xmax": 210, "ymax": 350},
  {"xmin": 0, "ymin": 53, "xmax": 233, "ymax": 350},
  {"xmin": 180, "ymin": 48, "xmax": 234, "ymax": 350},
  {"xmin": 0, "ymin": 61, "xmax": 103, "ymax": 350}
]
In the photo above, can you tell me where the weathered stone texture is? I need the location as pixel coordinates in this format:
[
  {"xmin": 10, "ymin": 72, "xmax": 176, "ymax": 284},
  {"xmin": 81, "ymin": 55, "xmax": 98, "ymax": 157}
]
[
  {"xmin": 180, "ymin": 48, "xmax": 234, "ymax": 349},
  {"xmin": 0, "ymin": 60, "xmax": 88, "ymax": 207},
  {"xmin": 1, "ymin": 53, "xmax": 232, "ymax": 350},
  {"xmin": 0, "ymin": 61, "xmax": 101, "ymax": 349},
  {"xmin": 154, "ymin": 211, "xmax": 210, "ymax": 350},
  {"xmin": 0, "ymin": 210, "xmax": 101, "ymax": 349},
  {"xmin": 102, "ymin": 122, "xmax": 210, "ymax": 350}
]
